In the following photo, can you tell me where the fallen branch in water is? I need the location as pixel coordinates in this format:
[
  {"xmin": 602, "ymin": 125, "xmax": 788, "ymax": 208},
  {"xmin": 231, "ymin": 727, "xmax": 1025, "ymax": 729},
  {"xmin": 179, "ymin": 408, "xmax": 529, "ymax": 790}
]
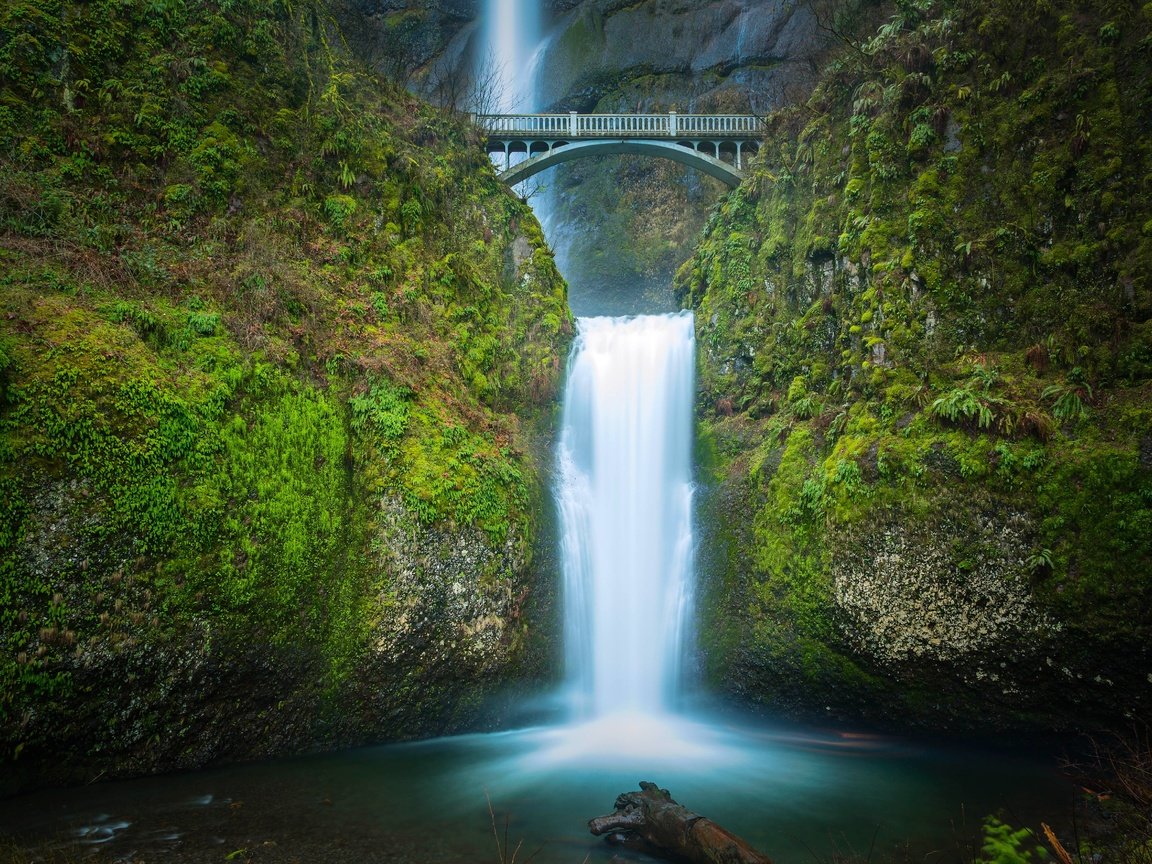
[{"xmin": 589, "ymin": 781, "xmax": 773, "ymax": 864}]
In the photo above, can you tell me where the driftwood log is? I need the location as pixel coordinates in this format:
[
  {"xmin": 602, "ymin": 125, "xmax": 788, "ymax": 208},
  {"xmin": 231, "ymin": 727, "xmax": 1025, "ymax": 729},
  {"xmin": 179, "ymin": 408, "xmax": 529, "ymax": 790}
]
[{"xmin": 589, "ymin": 781, "xmax": 773, "ymax": 864}]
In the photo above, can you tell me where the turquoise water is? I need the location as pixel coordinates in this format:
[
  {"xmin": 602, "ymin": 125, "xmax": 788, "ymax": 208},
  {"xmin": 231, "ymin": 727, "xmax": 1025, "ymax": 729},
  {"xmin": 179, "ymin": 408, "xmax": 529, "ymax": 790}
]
[{"xmin": 0, "ymin": 712, "xmax": 1071, "ymax": 863}]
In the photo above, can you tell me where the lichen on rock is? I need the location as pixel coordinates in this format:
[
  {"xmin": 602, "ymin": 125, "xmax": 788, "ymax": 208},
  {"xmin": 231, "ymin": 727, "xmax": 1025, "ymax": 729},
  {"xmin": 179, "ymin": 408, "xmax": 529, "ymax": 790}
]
[{"xmin": 832, "ymin": 516, "xmax": 1052, "ymax": 668}]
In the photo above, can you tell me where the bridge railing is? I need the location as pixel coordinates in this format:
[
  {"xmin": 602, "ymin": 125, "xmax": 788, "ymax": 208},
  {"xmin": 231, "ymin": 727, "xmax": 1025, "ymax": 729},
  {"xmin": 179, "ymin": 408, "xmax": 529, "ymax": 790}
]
[{"xmin": 476, "ymin": 112, "xmax": 764, "ymax": 138}]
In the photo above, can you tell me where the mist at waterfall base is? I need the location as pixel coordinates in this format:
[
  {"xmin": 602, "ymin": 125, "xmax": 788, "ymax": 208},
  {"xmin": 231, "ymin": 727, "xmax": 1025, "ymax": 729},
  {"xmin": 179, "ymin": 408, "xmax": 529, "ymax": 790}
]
[{"xmin": 0, "ymin": 314, "xmax": 1071, "ymax": 863}]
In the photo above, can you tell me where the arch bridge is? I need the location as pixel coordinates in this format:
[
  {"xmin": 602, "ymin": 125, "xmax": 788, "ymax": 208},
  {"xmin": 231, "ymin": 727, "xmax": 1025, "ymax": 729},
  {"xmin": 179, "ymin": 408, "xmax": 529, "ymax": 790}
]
[{"xmin": 476, "ymin": 112, "xmax": 764, "ymax": 188}]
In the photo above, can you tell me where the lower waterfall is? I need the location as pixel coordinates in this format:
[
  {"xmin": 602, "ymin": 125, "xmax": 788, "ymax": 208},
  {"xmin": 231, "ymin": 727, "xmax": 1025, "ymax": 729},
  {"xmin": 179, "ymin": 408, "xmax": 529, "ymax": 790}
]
[{"xmin": 556, "ymin": 312, "xmax": 696, "ymax": 722}]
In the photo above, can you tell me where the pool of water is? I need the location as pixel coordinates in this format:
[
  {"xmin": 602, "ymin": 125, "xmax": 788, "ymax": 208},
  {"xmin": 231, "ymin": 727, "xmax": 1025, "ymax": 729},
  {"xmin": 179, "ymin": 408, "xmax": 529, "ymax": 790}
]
[{"xmin": 0, "ymin": 711, "xmax": 1072, "ymax": 863}]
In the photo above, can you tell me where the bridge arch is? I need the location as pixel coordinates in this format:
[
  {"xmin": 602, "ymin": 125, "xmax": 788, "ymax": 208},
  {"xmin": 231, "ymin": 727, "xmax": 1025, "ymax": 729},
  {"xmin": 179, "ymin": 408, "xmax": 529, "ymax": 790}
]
[{"xmin": 499, "ymin": 139, "xmax": 749, "ymax": 187}]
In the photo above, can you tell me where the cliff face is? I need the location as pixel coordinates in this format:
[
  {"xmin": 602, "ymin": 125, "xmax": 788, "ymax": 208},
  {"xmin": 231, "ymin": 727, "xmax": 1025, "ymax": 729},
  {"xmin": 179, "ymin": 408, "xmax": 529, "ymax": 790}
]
[
  {"xmin": 0, "ymin": 0, "xmax": 569, "ymax": 792},
  {"xmin": 679, "ymin": 0, "xmax": 1152, "ymax": 731},
  {"xmin": 532, "ymin": 0, "xmax": 818, "ymax": 112}
]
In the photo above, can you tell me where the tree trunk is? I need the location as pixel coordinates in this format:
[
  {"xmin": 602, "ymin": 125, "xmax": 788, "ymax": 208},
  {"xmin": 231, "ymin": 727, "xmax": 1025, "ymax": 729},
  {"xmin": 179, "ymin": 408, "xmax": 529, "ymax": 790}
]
[{"xmin": 589, "ymin": 781, "xmax": 774, "ymax": 864}]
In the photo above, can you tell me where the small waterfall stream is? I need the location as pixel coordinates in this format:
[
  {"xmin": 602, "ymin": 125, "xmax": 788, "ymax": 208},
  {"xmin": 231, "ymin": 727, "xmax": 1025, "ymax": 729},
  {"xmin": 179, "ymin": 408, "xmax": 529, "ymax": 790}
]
[{"xmin": 478, "ymin": 0, "xmax": 540, "ymax": 112}]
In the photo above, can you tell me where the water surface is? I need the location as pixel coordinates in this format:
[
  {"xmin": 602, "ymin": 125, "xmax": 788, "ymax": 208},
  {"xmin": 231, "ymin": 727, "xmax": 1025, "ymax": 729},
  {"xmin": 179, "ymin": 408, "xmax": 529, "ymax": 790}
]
[{"xmin": 0, "ymin": 713, "xmax": 1071, "ymax": 863}]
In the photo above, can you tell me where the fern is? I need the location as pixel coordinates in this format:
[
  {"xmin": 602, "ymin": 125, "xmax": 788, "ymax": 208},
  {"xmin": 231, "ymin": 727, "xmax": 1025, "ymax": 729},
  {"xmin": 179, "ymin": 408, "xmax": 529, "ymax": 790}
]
[
  {"xmin": 338, "ymin": 159, "xmax": 355, "ymax": 190},
  {"xmin": 929, "ymin": 360, "xmax": 1026, "ymax": 433},
  {"xmin": 1048, "ymin": 388, "xmax": 1088, "ymax": 422},
  {"xmin": 1042, "ymin": 374, "xmax": 1092, "ymax": 422},
  {"xmin": 186, "ymin": 310, "xmax": 219, "ymax": 336},
  {"xmin": 348, "ymin": 378, "xmax": 411, "ymax": 445},
  {"xmin": 979, "ymin": 817, "xmax": 1049, "ymax": 864},
  {"xmin": 929, "ymin": 386, "xmax": 995, "ymax": 428}
]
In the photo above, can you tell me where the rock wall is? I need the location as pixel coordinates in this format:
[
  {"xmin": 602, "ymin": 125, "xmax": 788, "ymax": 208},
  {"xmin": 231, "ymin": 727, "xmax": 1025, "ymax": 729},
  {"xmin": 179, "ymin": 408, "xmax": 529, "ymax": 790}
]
[
  {"xmin": 532, "ymin": 0, "xmax": 819, "ymax": 113},
  {"xmin": 683, "ymin": 0, "xmax": 1152, "ymax": 732},
  {"xmin": 0, "ymin": 0, "xmax": 570, "ymax": 792},
  {"xmin": 833, "ymin": 516, "xmax": 1048, "ymax": 669}
]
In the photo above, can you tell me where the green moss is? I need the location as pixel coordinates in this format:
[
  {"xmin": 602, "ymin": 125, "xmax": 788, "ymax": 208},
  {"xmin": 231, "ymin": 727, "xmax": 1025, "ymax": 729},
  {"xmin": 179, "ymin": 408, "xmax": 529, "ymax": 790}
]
[
  {"xmin": 0, "ymin": 0, "xmax": 572, "ymax": 780},
  {"xmin": 687, "ymin": 0, "xmax": 1151, "ymax": 730}
]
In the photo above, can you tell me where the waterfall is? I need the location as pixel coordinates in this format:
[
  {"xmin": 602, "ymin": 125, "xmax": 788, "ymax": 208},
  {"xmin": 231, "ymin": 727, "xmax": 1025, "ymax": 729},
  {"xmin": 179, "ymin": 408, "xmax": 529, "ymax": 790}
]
[
  {"xmin": 556, "ymin": 312, "xmax": 696, "ymax": 721},
  {"xmin": 478, "ymin": 0, "xmax": 540, "ymax": 112}
]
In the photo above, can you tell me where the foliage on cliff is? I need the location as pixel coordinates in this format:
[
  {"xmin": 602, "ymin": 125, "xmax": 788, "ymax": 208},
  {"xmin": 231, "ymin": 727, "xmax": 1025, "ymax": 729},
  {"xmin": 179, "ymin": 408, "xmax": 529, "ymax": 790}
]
[
  {"xmin": 679, "ymin": 0, "xmax": 1152, "ymax": 729},
  {"xmin": 0, "ymin": 0, "xmax": 570, "ymax": 787}
]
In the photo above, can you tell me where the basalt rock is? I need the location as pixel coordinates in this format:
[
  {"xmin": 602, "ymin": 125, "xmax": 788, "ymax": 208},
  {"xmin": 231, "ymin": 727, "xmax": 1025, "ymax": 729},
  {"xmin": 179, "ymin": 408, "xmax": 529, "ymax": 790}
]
[{"xmin": 685, "ymin": 0, "xmax": 1152, "ymax": 734}]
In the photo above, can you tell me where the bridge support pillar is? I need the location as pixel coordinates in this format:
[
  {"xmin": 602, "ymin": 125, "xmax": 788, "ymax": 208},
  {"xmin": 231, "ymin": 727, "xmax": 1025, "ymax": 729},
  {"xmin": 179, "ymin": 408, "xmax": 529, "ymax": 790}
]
[
  {"xmin": 669, "ymin": 110, "xmax": 677, "ymax": 137},
  {"xmin": 569, "ymin": 111, "xmax": 577, "ymax": 136}
]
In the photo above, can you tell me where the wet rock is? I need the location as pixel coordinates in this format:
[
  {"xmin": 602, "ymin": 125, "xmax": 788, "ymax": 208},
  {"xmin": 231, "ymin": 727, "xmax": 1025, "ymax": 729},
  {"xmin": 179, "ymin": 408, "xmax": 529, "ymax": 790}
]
[{"xmin": 832, "ymin": 514, "xmax": 1050, "ymax": 670}]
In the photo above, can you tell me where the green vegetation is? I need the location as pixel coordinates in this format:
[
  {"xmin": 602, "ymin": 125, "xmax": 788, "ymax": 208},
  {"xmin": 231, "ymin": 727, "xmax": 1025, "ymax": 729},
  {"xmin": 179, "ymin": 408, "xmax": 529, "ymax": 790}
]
[
  {"xmin": 682, "ymin": 0, "xmax": 1151, "ymax": 729},
  {"xmin": 0, "ymin": 0, "xmax": 569, "ymax": 788},
  {"xmin": 978, "ymin": 818, "xmax": 1050, "ymax": 864}
]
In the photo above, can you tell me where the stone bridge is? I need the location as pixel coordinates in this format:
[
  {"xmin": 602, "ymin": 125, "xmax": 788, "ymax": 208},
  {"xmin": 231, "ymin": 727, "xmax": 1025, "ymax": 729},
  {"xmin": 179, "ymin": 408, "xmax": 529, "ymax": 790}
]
[{"xmin": 476, "ymin": 112, "xmax": 764, "ymax": 188}]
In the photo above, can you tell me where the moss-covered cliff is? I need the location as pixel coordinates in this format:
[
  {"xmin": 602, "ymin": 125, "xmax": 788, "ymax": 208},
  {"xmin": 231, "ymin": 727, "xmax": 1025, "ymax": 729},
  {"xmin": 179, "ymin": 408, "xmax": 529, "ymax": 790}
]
[
  {"xmin": 679, "ymin": 0, "xmax": 1152, "ymax": 731},
  {"xmin": 0, "ymin": 0, "xmax": 570, "ymax": 791}
]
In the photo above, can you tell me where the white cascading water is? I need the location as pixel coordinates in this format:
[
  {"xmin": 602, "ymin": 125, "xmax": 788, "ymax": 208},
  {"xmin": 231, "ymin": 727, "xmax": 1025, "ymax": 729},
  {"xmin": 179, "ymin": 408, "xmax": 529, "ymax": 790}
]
[
  {"xmin": 556, "ymin": 312, "xmax": 696, "ymax": 721},
  {"xmin": 478, "ymin": 0, "xmax": 540, "ymax": 113}
]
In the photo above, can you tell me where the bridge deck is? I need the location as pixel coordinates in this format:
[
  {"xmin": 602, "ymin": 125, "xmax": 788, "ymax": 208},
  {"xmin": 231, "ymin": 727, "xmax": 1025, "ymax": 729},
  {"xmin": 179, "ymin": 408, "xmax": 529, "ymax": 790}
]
[{"xmin": 476, "ymin": 112, "xmax": 763, "ymax": 140}]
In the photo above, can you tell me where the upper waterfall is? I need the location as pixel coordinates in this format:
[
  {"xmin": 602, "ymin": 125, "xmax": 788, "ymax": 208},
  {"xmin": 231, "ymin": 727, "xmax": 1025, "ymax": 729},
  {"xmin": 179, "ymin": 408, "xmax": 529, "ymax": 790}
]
[{"xmin": 478, "ymin": 0, "xmax": 541, "ymax": 112}]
